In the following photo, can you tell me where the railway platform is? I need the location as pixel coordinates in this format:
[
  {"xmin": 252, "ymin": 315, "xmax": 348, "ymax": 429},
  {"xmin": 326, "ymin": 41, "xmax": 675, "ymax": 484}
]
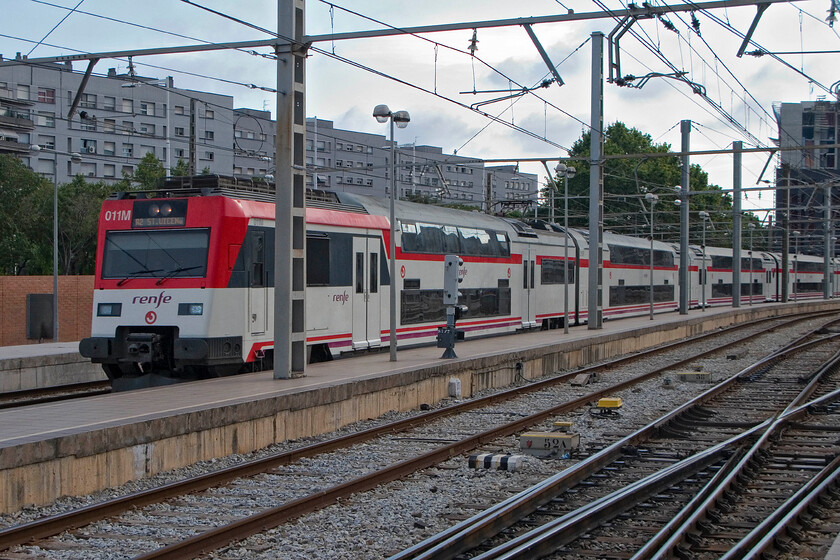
[{"xmin": 1, "ymin": 300, "xmax": 840, "ymax": 515}]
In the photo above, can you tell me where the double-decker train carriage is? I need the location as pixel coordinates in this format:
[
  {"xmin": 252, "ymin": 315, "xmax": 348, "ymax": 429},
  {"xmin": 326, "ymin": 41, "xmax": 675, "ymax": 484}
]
[
  {"xmin": 602, "ymin": 233, "xmax": 679, "ymax": 318},
  {"xmin": 79, "ymin": 176, "xmax": 837, "ymax": 387}
]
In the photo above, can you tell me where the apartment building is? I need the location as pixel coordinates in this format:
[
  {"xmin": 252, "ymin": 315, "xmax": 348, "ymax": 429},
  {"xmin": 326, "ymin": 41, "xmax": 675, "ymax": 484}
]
[
  {"xmin": 1, "ymin": 59, "xmax": 538, "ymax": 211},
  {"xmin": 774, "ymin": 100, "xmax": 840, "ymax": 255}
]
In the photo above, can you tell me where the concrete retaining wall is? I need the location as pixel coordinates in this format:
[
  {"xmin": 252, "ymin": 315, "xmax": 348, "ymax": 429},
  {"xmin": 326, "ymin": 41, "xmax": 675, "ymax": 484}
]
[{"xmin": 1, "ymin": 301, "xmax": 837, "ymax": 514}]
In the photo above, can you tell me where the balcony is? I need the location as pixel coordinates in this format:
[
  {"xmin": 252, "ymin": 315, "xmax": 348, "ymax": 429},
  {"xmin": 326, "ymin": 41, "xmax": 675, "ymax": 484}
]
[
  {"xmin": 0, "ymin": 113, "xmax": 35, "ymax": 131},
  {"xmin": 0, "ymin": 138, "xmax": 31, "ymax": 154}
]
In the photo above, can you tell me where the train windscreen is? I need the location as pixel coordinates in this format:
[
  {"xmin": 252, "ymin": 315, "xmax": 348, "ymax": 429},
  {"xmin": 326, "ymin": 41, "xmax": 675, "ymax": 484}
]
[{"xmin": 101, "ymin": 229, "xmax": 210, "ymax": 280}]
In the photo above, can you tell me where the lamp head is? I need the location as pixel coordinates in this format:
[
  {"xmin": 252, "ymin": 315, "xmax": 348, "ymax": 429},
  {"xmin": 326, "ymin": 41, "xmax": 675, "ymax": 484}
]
[
  {"xmin": 393, "ymin": 110, "xmax": 410, "ymax": 128},
  {"xmin": 698, "ymin": 211, "xmax": 710, "ymax": 220},
  {"xmin": 373, "ymin": 104, "xmax": 391, "ymax": 123},
  {"xmin": 748, "ymin": 223, "xmax": 756, "ymax": 230},
  {"xmin": 70, "ymin": 152, "xmax": 82, "ymax": 163},
  {"xmin": 555, "ymin": 162, "xmax": 567, "ymax": 174},
  {"xmin": 645, "ymin": 192, "xmax": 658, "ymax": 203}
]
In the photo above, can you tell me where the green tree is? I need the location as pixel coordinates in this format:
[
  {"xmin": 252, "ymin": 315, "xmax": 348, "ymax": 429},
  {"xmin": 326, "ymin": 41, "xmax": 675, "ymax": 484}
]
[
  {"xmin": 0, "ymin": 155, "xmax": 52, "ymax": 275},
  {"xmin": 115, "ymin": 152, "xmax": 166, "ymax": 191},
  {"xmin": 170, "ymin": 158, "xmax": 190, "ymax": 177},
  {"xmin": 552, "ymin": 122, "xmax": 736, "ymax": 246},
  {"xmin": 56, "ymin": 175, "xmax": 115, "ymax": 274}
]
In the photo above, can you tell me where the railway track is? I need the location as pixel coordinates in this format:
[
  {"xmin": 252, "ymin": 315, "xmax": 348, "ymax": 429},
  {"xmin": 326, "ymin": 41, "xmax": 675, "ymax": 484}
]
[
  {"xmin": 392, "ymin": 323, "xmax": 840, "ymax": 560},
  {"xmin": 0, "ymin": 380, "xmax": 111, "ymax": 409},
  {"xmin": 0, "ymin": 313, "xmax": 836, "ymax": 559}
]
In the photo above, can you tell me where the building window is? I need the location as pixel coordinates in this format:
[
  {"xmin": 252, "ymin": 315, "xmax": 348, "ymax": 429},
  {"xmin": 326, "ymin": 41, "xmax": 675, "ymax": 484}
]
[
  {"xmin": 79, "ymin": 93, "xmax": 96, "ymax": 109},
  {"xmin": 204, "ymin": 151, "xmax": 214, "ymax": 161},
  {"xmin": 204, "ymin": 109, "xmax": 214, "ymax": 119},
  {"xmin": 16, "ymin": 84, "xmax": 29, "ymax": 100},
  {"xmin": 80, "ymin": 118, "xmax": 96, "ymax": 132},
  {"xmin": 174, "ymin": 127, "xmax": 185, "ymax": 136},
  {"xmin": 38, "ymin": 135, "xmax": 55, "ymax": 150},
  {"xmin": 81, "ymin": 139, "xmax": 97, "ymax": 154},
  {"xmin": 104, "ymin": 96, "xmax": 116, "ymax": 110},
  {"xmin": 174, "ymin": 105, "xmax": 185, "ymax": 115},
  {"xmin": 139, "ymin": 123, "xmax": 155, "ymax": 135},
  {"xmin": 121, "ymin": 99, "xmax": 133, "ymax": 113},
  {"xmin": 122, "ymin": 144, "xmax": 133, "ymax": 158},
  {"xmin": 104, "ymin": 118, "xmax": 116, "ymax": 132},
  {"xmin": 37, "ymin": 88, "xmax": 55, "ymax": 104},
  {"xmin": 205, "ymin": 130, "xmax": 214, "ymax": 141},
  {"xmin": 104, "ymin": 141, "xmax": 115, "ymax": 156},
  {"xmin": 37, "ymin": 111, "xmax": 55, "ymax": 128},
  {"xmin": 104, "ymin": 164, "xmax": 116, "ymax": 177},
  {"xmin": 234, "ymin": 166, "xmax": 242, "ymax": 175},
  {"xmin": 121, "ymin": 165, "xmax": 133, "ymax": 176},
  {"xmin": 139, "ymin": 101, "xmax": 155, "ymax": 116},
  {"xmin": 140, "ymin": 145, "xmax": 155, "ymax": 156},
  {"xmin": 175, "ymin": 148, "xmax": 185, "ymax": 158}
]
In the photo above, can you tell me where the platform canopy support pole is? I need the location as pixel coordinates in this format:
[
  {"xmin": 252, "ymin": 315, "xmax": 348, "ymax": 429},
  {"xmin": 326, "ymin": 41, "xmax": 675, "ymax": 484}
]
[
  {"xmin": 588, "ymin": 32, "xmax": 604, "ymax": 330},
  {"xmin": 274, "ymin": 0, "xmax": 307, "ymax": 379}
]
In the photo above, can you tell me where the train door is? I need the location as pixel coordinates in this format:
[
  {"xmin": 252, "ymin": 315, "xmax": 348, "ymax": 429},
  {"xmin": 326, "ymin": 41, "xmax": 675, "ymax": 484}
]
[
  {"xmin": 248, "ymin": 230, "xmax": 267, "ymax": 335},
  {"xmin": 522, "ymin": 249, "xmax": 537, "ymax": 328},
  {"xmin": 352, "ymin": 235, "xmax": 382, "ymax": 350}
]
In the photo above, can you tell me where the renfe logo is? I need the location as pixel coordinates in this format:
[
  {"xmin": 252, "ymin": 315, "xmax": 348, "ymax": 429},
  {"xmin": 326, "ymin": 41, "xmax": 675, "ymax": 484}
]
[
  {"xmin": 104, "ymin": 209, "xmax": 131, "ymax": 221},
  {"xmin": 333, "ymin": 291, "xmax": 349, "ymax": 305},
  {"xmin": 133, "ymin": 291, "xmax": 172, "ymax": 309}
]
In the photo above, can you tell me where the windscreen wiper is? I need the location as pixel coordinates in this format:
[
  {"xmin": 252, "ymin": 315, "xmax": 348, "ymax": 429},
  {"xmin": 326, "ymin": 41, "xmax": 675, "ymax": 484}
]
[
  {"xmin": 156, "ymin": 266, "xmax": 202, "ymax": 285},
  {"xmin": 117, "ymin": 268, "xmax": 163, "ymax": 286}
]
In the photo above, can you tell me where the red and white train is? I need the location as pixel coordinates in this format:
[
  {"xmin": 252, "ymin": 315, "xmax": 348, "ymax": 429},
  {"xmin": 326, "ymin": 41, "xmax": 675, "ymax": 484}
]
[{"xmin": 79, "ymin": 177, "xmax": 840, "ymax": 387}]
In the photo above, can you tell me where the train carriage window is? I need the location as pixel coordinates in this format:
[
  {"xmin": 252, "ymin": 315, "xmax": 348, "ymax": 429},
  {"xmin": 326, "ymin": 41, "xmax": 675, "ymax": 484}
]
[
  {"xmin": 417, "ymin": 222, "xmax": 446, "ymax": 253},
  {"xmin": 530, "ymin": 260, "xmax": 535, "ymax": 289},
  {"xmin": 523, "ymin": 261, "xmax": 528, "ymax": 289},
  {"xmin": 495, "ymin": 232, "xmax": 511, "ymax": 257},
  {"xmin": 370, "ymin": 253, "xmax": 378, "ymax": 293},
  {"xmin": 400, "ymin": 222, "xmax": 419, "ymax": 252},
  {"xmin": 250, "ymin": 231, "xmax": 265, "ymax": 288},
  {"xmin": 306, "ymin": 236, "xmax": 330, "ymax": 286},
  {"xmin": 102, "ymin": 229, "xmax": 209, "ymax": 279},
  {"xmin": 711, "ymin": 256, "xmax": 733, "ymax": 269},
  {"xmin": 541, "ymin": 259, "xmax": 575, "ymax": 285},
  {"xmin": 442, "ymin": 225, "xmax": 460, "ymax": 253},
  {"xmin": 355, "ymin": 253, "xmax": 364, "ymax": 293}
]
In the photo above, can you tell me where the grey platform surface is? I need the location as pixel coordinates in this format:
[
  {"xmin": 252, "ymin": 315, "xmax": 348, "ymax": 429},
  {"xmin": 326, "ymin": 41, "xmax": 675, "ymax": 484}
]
[{"xmin": 0, "ymin": 303, "xmax": 831, "ymax": 451}]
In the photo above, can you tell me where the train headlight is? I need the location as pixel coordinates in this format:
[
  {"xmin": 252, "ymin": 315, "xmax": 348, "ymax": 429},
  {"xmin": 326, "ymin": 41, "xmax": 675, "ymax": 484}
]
[
  {"xmin": 97, "ymin": 303, "xmax": 122, "ymax": 317},
  {"xmin": 178, "ymin": 303, "xmax": 204, "ymax": 316}
]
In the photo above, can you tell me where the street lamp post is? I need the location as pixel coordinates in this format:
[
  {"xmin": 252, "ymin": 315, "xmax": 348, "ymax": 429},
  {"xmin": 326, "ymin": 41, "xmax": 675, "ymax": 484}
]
[
  {"xmin": 748, "ymin": 223, "xmax": 756, "ymax": 306},
  {"xmin": 373, "ymin": 105, "xmax": 410, "ymax": 363},
  {"xmin": 645, "ymin": 192, "xmax": 658, "ymax": 320},
  {"xmin": 30, "ymin": 145, "xmax": 81, "ymax": 341},
  {"xmin": 699, "ymin": 211, "xmax": 710, "ymax": 311},
  {"xmin": 556, "ymin": 162, "xmax": 576, "ymax": 334}
]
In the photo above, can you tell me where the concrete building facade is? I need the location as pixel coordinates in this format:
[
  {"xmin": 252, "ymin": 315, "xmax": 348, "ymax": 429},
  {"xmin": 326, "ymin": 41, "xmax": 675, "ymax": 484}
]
[
  {"xmin": 1, "ymin": 61, "xmax": 538, "ymax": 212},
  {"xmin": 774, "ymin": 100, "xmax": 840, "ymax": 255}
]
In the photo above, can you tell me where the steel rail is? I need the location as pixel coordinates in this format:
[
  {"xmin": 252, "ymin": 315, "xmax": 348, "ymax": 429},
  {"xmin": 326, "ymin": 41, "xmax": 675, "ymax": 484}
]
[
  {"xmin": 733, "ymin": 458, "xmax": 840, "ymax": 559},
  {"xmin": 134, "ymin": 316, "xmax": 840, "ymax": 559},
  {"xmin": 390, "ymin": 325, "xmax": 840, "ymax": 560},
  {"xmin": 0, "ymin": 313, "xmax": 807, "ymax": 551},
  {"xmin": 452, "ymin": 344, "xmax": 840, "ymax": 560},
  {"xmin": 472, "ymin": 430, "xmax": 762, "ymax": 559},
  {"xmin": 0, "ymin": 380, "xmax": 111, "ymax": 410},
  {"xmin": 641, "ymin": 382, "xmax": 840, "ymax": 560},
  {"xmin": 0, "ymin": 312, "xmax": 831, "ymax": 556}
]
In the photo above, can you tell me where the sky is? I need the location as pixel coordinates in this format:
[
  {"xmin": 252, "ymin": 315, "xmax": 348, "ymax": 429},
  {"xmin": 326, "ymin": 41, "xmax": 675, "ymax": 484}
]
[{"xmin": 2, "ymin": 0, "xmax": 839, "ymax": 221}]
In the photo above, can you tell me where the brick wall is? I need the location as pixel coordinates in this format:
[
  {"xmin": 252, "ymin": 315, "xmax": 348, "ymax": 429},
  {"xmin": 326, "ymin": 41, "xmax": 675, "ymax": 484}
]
[{"xmin": 0, "ymin": 276, "xmax": 93, "ymax": 346}]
